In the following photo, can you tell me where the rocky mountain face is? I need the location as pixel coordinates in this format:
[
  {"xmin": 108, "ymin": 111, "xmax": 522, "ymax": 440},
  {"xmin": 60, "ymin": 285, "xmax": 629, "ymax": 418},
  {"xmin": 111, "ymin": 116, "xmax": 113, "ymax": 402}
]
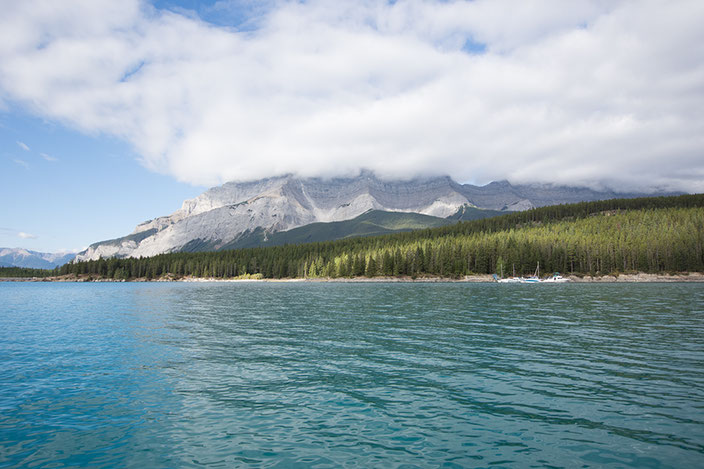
[
  {"xmin": 74, "ymin": 172, "xmax": 665, "ymax": 261},
  {"xmin": 0, "ymin": 248, "xmax": 76, "ymax": 269}
]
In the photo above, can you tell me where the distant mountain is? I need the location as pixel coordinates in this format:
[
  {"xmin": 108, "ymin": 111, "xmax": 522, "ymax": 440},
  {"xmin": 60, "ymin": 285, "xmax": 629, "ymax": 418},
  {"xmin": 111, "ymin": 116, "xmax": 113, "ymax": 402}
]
[
  {"xmin": 75, "ymin": 172, "xmax": 676, "ymax": 261},
  {"xmin": 0, "ymin": 248, "xmax": 75, "ymax": 269}
]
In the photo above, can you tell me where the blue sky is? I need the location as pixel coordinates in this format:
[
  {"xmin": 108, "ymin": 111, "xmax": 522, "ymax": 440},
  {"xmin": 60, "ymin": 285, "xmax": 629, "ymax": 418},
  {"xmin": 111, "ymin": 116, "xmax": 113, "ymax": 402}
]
[
  {"xmin": 1, "ymin": 0, "xmax": 703, "ymax": 253},
  {"xmin": 0, "ymin": 107, "xmax": 205, "ymax": 252},
  {"xmin": 0, "ymin": 0, "xmax": 218, "ymax": 252}
]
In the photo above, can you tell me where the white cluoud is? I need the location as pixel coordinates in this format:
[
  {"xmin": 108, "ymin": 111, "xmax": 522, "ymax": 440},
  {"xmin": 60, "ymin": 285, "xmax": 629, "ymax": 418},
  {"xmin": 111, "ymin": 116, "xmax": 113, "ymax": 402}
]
[{"xmin": 0, "ymin": 1, "xmax": 703, "ymax": 192}]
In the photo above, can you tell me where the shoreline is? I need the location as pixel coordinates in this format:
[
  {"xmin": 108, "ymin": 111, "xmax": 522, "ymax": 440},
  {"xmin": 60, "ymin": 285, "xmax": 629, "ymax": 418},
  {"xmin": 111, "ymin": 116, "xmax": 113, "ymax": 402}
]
[{"xmin": 2, "ymin": 273, "xmax": 704, "ymax": 283}]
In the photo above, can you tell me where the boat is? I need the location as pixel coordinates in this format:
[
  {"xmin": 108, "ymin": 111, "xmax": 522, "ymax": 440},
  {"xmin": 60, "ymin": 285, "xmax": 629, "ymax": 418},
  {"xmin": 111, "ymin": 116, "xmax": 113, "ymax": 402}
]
[
  {"xmin": 520, "ymin": 262, "xmax": 541, "ymax": 283},
  {"xmin": 495, "ymin": 275, "xmax": 522, "ymax": 283},
  {"xmin": 495, "ymin": 263, "xmax": 570, "ymax": 283},
  {"xmin": 494, "ymin": 264, "xmax": 522, "ymax": 283},
  {"xmin": 543, "ymin": 272, "xmax": 570, "ymax": 283}
]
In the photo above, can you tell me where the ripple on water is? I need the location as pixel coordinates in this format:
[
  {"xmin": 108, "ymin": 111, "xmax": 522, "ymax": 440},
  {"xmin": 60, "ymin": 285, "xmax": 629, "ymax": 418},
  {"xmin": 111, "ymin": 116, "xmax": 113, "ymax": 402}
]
[{"xmin": 0, "ymin": 282, "xmax": 703, "ymax": 467}]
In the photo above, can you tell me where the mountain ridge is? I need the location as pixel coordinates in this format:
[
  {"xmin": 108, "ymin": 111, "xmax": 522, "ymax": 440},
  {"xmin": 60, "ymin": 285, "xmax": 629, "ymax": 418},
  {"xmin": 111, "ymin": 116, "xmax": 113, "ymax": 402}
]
[
  {"xmin": 75, "ymin": 173, "xmax": 678, "ymax": 261},
  {"xmin": 0, "ymin": 248, "xmax": 76, "ymax": 269}
]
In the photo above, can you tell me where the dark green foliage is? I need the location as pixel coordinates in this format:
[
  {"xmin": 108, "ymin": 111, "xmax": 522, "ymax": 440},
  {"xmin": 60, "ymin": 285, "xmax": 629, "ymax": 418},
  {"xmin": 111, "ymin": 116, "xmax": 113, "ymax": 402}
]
[
  {"xmin": 56, "ymin": 193, "xmax": 704, "ymax": 280},
  {"xmin": 179, "ymin": 237, "xmax": 221, "ymax": 253},
  {"xmin": 219, "ymin": 210, "xmax": 455, "ymax": 250},
  {"xmin": 0, "ymin": 267, "xmax": 57, "ymax": 278},
  {"xmin": 446, "ymin": 204, "xmax": 506, "ymax": 221}
]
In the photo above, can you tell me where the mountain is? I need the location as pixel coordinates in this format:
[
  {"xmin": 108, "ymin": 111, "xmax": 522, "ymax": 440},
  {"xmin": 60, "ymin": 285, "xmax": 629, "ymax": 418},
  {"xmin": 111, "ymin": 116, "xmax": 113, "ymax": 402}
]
[
  {"xmin": 446, "ymin": 205, "xmax": 506, "ymax": 221},
  {"xmin": 0, "ymin": 248, "xmax": 76, "ymax": 269},
  {"xmin": 75, "ymin": 172, "xmax": 674, "ymax": 261},
  {"xmin": 189, "ymin": 210, "xmax": 455, "ymax": 251},
  {"xmin": 61, "ymin": 194, "xmax": 704, "ymax": 280}
]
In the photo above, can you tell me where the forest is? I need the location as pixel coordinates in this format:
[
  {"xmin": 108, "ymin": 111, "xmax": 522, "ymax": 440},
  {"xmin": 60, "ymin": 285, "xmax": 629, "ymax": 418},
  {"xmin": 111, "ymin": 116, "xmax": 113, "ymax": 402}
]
[
  {"xmin": 0, "ymin": 266, "xmax": 55, "ymax": 278},
  {"xmin": 2, "ymin": 193, "xmax": 703, "ymax": 280}
]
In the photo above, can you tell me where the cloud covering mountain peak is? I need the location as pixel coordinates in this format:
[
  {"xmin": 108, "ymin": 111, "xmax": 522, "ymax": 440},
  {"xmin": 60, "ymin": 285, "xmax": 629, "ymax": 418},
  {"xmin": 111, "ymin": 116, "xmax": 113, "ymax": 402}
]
[{"xmin": 1, "ymin": 0, "xmax": 703, "ymax": 191}]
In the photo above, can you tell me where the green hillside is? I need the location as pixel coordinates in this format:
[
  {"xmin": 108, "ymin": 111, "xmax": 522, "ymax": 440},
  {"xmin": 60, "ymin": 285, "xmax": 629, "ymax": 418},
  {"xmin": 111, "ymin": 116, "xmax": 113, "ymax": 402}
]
[
  {"xmin": 181, "ymin": 207, "xmax": 506, "ymax": 252},
  {"xmin": 446, "ymin": 204, "xmax": 505, "ymax": 221},
  {"xmin": 0, "ymin": 267, "xmax": 55, "ymax": 278},
  {"xmin": 50, "ymin": 193, "xmax": 704, "ymax": 280},
  {"xmin": 220, "ymin": 210, "xmax": 455, "ymax": 250}
]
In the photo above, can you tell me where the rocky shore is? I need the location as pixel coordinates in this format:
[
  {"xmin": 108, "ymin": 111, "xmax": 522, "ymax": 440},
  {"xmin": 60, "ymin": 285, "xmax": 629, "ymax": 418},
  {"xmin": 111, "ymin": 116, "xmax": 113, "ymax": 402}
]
[
  {"xmin": 3, "ymin": 273, "xmax": 704, "ymax": 283},
  {"xmin": 565, "ymin": 272, "xmax": 704, "ymax": 282}
]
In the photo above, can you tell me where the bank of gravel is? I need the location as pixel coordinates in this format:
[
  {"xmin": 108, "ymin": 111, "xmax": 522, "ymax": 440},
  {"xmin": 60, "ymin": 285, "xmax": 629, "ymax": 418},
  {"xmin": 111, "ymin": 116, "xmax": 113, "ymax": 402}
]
[
  {"xmin": 3, "ymin": 273, "xmax": 704, "ymax": 283},
  {"xmin": 567, "ymin": 272, "xmax": 704, "ymax": 282}
]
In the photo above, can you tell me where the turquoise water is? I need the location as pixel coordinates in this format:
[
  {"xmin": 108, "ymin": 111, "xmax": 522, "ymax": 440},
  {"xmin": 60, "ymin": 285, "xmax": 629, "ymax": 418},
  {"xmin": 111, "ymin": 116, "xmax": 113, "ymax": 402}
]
[{"xmin": 1, "ymin": 282, "xmax": 703, "ymax": 468}]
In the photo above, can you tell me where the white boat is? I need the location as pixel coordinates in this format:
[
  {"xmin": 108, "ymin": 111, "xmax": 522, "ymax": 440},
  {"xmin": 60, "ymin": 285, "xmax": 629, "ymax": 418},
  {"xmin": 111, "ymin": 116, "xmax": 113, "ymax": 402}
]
[
  {"xmin": 496, "ymin": 276, "xmax": 522, "ymax": 283},
  {"xmin": 494, "ymin": 264, "xmax": 523, "ymax": 283},
  {"xmin": 495, "ymin": 263, "xmax": 570, "ymax": 283},
  {"xmin": 520, "ymin": 263, "xmax": 541, "ymax": 283},
  {"xmin": 543, "ymin": 273, "xmax": 570, "ymax": 283},
  {"xmin": 522, "ymin": 263, "xmax": 571, "ymax": 283}
]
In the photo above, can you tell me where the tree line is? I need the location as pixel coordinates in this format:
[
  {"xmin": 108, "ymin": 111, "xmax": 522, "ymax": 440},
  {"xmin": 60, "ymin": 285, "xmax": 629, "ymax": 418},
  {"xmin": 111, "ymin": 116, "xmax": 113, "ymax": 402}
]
[
  {"xmin": 3, "ymin": 193, "xmax": 702, "ymax": 280},
  {"xmin": 0, "ymin": 266, "xmax": 55, "ymax": 278}
]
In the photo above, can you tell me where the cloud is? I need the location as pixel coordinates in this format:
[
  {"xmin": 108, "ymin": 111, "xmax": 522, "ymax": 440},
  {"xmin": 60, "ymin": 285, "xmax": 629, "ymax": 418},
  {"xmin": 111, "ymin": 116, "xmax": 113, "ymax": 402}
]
[
  {"xmin": 13, "ymin": 159, "xmax": 29, "ymax": 169},
  {"xmin": 40, "ymin": 152, "xmax": 58, "ymax": 162},
  {"xmin": 18, "ymin": 232, "xmax": 37, "ymax": 239},
  {"xmin": 56, "ymin": 247, "xmax": 85, "ymax": 254},
  {"xmin": 16, "ymin": 140, "xmax": 29, "ymax": 151},
  {"xmin": 203, "ymin": 0, "xmax": 278, "ymax": 29},
  {"xmin": 0, "ymin": 0, "xmax": 703, "ymax": 192}
]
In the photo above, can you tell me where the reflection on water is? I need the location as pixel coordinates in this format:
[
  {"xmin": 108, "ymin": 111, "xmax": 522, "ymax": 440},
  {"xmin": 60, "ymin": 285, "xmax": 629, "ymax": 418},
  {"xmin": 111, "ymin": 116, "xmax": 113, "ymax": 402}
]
[{"xmin": 1, "ymin": 282, "xmax": 703, "ymax": 467}]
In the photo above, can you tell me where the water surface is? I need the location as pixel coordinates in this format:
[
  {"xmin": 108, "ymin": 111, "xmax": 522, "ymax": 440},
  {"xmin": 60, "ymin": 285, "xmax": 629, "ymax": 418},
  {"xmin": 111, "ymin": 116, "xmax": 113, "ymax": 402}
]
[{"xmin": 1, "ymin": 282, "xmax": 703, "ymax": 467}]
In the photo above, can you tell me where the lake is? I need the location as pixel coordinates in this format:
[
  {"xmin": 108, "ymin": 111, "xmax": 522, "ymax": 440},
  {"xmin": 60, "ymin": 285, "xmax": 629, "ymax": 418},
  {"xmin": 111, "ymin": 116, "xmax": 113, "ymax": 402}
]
[{"xmin": 1, "ymin": 282, "xmax": 703, "ymax": 467}]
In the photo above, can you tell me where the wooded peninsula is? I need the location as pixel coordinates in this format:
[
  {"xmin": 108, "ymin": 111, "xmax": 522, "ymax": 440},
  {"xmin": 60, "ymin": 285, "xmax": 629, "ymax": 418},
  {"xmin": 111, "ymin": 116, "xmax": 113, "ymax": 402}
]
[{"xmin": 2, "ymin": 193, "xmax": 703, "ymax": 281}]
